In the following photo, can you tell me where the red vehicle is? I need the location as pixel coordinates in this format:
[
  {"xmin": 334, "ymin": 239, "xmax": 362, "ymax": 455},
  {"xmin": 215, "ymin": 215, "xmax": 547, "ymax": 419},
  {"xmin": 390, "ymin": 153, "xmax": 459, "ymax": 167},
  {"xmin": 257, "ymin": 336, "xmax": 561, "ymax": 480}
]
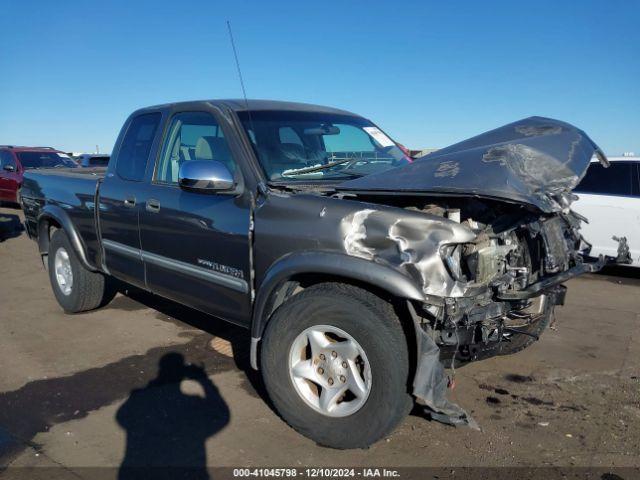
[{"xmin": 0, "ymin": 146, "xmax": 77, "ymax": 203}]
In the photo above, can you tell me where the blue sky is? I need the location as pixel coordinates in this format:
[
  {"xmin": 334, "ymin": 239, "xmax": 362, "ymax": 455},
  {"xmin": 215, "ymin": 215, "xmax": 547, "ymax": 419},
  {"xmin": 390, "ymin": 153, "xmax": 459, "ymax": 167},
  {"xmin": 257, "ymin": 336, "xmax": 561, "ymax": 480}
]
[{"xmin": 1, "ymin": 0, "xmax": 638, "ymax": 155}]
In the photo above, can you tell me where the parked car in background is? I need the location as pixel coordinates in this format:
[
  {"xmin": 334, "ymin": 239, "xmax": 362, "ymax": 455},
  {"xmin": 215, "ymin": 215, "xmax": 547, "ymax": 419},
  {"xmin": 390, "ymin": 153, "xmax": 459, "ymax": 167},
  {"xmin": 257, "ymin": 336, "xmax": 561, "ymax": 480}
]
[
  {"xmin": 74, "ymin": 153, "xmax": 110, "ymax": 168},
  {"xmin": 572, "ymin": 155, "xmax": 640, "ymax": 267},
  {"xmin": 0, "ymin": 146, "xmax": 77, "ymax": 204}
]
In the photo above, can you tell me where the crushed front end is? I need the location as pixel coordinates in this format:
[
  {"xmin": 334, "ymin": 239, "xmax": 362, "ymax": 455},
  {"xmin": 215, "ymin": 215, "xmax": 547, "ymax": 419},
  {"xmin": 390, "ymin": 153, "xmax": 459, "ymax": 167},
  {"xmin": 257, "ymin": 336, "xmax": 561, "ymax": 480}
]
[
  {"xmin": 340, "ymin": 194, "xmax": 606, "ymax": 427},
  {"xmin": 402, "ymin": 197, "xmax": 606, "ymax": 427},
  {"xmin": 421, "ymin": 201, "xmax": 603, "ymax": 365},
  {"xmin": 335, "ymin": 116, "xmax": 616, "ymax": 427}
]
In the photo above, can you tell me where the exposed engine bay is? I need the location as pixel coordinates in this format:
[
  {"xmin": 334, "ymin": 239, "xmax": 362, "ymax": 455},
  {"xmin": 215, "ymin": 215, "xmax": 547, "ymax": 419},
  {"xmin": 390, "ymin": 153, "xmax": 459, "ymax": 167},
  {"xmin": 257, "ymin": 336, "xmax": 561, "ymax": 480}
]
[
  {"xmin": 407, "ymin": 197, "xmax": 589, "ymax": 363},
  {"xmin": 338, "ymin": 192, "xmax": 606, "ymax": 427}
]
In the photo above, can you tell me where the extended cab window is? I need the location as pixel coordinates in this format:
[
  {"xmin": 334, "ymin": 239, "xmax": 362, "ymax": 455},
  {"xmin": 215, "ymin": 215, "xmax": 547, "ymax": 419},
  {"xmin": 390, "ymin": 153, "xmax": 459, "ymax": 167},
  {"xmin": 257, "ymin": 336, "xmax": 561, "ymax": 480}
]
[
  {"xmin": 116, "ymin": 113, "xmax": 161, "ymax": 181},
  {"xmin": 155, "ymin": 112, "xmax": 234, "ymax": 185},
  {"xmin": 575, "ymin": 161, "xmax": 634, "ymax": 196}
]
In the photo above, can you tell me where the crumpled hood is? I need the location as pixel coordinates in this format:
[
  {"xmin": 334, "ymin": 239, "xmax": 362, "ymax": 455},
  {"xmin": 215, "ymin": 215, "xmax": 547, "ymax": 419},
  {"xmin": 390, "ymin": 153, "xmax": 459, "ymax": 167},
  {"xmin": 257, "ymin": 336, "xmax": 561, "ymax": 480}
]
[{"xmin": 339, "ymin": 116, "xmax": 608, "ymax": 212}]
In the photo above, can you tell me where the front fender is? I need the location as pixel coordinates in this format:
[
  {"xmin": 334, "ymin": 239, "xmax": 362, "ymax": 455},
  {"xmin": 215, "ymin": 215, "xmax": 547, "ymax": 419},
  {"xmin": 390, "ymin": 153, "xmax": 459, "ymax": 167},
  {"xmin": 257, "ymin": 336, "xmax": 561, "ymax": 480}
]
[
  {"xmin": 37, "ymin": 205, "xmax": 96, "ymax": 272},
  {"xmin": 251, "ymin": 250, "xmax": 425, "ymax": 341}
]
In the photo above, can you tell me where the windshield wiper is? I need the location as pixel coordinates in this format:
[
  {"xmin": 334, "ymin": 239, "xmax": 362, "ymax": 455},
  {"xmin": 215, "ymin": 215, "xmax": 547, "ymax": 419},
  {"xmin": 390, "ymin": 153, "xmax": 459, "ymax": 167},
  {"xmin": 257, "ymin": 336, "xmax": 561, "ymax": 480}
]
[{"xmin": 281, "ymin": 158, "xmax": 353, "ymax": 177}]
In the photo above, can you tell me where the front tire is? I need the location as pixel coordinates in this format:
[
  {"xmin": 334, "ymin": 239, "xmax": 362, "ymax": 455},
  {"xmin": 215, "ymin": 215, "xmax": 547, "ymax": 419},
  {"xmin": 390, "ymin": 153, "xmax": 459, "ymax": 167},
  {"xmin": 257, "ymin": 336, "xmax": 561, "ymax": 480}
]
[
  {"xmin": 48, "ymin": 229, "xmax": 116, "ymax": 313},
  {"xmin": 260, "ymin": 283, "xmax": 412, "ymax": 449}
]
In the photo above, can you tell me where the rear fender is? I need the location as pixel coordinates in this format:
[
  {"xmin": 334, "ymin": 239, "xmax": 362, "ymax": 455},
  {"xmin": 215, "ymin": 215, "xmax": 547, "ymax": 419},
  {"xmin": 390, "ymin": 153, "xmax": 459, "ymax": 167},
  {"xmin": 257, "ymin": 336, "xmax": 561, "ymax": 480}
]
[{"xmin": 37, "ymin": 205, "xmax": 96, "ymax": 272}]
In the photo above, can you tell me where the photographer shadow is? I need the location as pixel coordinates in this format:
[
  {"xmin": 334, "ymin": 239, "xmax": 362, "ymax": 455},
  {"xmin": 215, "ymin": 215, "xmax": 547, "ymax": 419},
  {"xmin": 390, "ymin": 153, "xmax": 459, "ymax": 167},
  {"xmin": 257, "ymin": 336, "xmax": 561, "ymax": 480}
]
[{"xmin": 116, "ymin": 352, "xmax": 230, "ymax": 480}]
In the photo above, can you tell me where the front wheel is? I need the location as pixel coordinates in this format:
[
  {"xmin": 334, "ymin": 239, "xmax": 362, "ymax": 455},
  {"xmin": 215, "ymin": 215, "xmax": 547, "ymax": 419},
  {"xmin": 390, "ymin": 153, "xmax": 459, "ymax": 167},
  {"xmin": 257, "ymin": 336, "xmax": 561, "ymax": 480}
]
[
  {"xmin": 48, "ymin": 229, "xmax": 116, "ymax": 313},
  {"xmin": 260, "ymin": 283, "xmax": 412, "ymax": 449}
]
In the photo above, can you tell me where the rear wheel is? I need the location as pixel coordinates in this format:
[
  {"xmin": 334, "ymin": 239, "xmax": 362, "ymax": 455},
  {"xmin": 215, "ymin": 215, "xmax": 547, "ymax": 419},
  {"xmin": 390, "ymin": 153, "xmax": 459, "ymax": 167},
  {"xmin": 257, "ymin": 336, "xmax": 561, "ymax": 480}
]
[
  {"xmin": 48, "ymin": 229, "xmax": 116, "ymax": 313},
  {"xmin": 260, "ymin": 283, "xmax": 412, "ymax": 449}
]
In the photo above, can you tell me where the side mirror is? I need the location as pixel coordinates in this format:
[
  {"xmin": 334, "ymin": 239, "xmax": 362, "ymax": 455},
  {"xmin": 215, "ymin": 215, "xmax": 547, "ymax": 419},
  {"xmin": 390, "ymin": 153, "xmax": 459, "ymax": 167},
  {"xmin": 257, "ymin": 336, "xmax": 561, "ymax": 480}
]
[
  {"xmin": 3, "ymin": 164, "xmax": 15, "ymax": 172},
  {"xmin": 178, "ymin": 160, "xmax": 235, "ymax": 192}
]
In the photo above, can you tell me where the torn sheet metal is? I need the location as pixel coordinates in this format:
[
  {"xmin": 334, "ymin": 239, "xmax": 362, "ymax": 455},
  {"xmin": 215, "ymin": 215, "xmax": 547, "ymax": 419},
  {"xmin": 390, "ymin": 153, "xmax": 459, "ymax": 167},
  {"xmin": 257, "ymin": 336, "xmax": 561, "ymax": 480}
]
[
  {"xmin": 338, "ymin": 116, "xmax": 608, "ymax": 213},
  {"xmin": 413, "ymin": 323, "xmax": 479, "ymax": 429},
  {"xmin": 340, "ymin": 208, "xmax": 478, "ymax": 297}
]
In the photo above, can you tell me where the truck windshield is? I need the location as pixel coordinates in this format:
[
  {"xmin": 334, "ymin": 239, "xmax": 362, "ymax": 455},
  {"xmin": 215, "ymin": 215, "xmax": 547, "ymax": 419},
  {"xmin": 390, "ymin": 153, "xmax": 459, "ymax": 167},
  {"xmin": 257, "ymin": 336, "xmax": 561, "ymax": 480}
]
[
  {"xmin": 18, "ymin": 152, "xmax": 77, "ymax": 169},
  {"xmin": 237, "ymin": 110, "xmax": 410, "ymax": 182}
]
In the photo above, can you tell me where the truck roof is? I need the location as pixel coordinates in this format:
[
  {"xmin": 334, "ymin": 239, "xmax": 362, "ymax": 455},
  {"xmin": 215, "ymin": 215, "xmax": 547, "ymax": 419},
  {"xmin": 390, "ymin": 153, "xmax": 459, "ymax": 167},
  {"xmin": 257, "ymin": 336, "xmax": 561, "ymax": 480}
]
[{"xmin": 134, "ymin": 99, "xmax": 359, "ymax": 117}]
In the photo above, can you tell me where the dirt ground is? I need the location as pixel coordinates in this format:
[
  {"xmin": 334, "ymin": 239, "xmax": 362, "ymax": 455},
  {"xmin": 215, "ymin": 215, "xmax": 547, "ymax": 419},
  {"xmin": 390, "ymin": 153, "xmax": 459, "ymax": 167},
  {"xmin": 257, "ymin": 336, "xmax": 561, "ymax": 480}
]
[{"xmin": 0, "ymin": 205, "xmax": 639, "ymax": 478}]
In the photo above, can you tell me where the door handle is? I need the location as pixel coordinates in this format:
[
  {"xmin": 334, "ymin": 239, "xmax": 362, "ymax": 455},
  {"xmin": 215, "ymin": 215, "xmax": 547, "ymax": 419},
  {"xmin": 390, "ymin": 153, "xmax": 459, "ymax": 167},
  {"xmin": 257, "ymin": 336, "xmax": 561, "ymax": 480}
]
[
  {"xmin": 123, "ymin": 196, "xmax": 136, "ymax": 208},
  {"xmin": 146, "ymin": 198, "xmax": 161, "ymax": 213}
]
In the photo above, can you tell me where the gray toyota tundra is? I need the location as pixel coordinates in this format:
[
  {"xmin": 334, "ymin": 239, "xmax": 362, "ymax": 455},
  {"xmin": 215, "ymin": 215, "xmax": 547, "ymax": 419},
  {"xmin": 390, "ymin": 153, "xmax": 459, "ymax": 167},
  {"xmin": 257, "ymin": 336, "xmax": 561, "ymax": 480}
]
[{"xmin": 20, "ymin": 100, "xmax": 610, "ymax": 448}]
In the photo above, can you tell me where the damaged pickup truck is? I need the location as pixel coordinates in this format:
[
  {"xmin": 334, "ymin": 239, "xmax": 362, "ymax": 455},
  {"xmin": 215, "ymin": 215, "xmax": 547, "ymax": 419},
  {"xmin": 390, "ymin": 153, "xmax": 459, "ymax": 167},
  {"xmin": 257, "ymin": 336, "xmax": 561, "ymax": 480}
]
[{"xmin": 20, "ymin": 100, "xmax": 611, "ymax": 448}]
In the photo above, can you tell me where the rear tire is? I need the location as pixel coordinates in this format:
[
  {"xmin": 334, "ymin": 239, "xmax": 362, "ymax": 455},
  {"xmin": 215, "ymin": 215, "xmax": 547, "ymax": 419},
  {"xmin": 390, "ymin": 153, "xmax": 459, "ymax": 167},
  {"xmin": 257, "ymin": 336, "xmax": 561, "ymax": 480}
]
[
  {"xmin": 48, "ymin": 229, "xmax": 116, "ymax": 313},
  {"xmin": 260, "ymin": 283, "xmax": 412, "ymax": 449}
]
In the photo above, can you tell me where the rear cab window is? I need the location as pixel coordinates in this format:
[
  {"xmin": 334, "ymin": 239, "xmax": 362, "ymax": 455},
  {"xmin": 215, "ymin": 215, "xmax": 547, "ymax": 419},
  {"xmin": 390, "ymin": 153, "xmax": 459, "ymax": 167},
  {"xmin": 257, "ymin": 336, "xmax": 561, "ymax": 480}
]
[{"xmin": 116, "ymin": 113, "xmax": 162, "ymax": 181}]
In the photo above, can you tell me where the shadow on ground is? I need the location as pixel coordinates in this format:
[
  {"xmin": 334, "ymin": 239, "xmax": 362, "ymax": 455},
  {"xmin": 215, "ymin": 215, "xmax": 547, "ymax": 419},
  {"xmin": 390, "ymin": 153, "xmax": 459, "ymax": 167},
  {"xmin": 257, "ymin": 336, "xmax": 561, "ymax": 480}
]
[
  {"xmin": 599, "ymin": 264, "xmax": 640, "ymax": 280},
  {"xmin": 116, "ymin": 353, "xmax": 229, "ymax": 480},
  {"xmin": 0, "ymin": 288, "xmax": 257, "ymax": 470},
  {"xmin": 110, "ymin": 286, "xmax": 266, "ymax": 399},
  {"xmin": 0, "ymin": 213, "xmax": 24, "ymax": 242}
]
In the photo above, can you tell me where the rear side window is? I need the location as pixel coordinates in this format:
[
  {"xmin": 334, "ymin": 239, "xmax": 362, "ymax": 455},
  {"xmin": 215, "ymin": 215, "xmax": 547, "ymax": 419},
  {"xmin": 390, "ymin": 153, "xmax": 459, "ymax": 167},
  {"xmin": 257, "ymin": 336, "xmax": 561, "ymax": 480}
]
[
  {"xmin": 0, "ymin": 150, "xmax": 17, "ymax": 169},
  {"xmin": 116, "ymin": 113, "xmax": 161, "ymax": 181},
  {"xmin": 575, "ymin": 162, "xmax": 634, "ymax": 196}
]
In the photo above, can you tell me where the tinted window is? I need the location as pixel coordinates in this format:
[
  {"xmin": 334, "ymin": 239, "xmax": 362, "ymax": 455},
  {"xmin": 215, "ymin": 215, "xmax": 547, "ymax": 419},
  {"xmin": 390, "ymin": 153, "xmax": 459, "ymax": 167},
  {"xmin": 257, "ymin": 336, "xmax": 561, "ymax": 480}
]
[
  {"xmin": 0, "ymin": 151, "xmax": 17, "ymax": 169},
  {"xmin": 89, "ymin": 156, "xmax": 109, "ymax": 167},
  {"xmin": 575, "ymin": 162, "xmax": 633, "ymax": 196},
  {"xmin": 116, "ymin": 113, "xmax": 161, "ymax": 181},
  {"xmin": 155, "ymin": 112, "xmax": 234, "ymax": 185},
  {"xmin": 16, "ymin": 152, "xmax": 77, "ymax": 169}
]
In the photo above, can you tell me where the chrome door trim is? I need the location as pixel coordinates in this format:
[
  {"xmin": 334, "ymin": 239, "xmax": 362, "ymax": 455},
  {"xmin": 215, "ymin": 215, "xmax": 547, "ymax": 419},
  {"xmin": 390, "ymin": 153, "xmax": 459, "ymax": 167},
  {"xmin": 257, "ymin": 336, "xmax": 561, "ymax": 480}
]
[
  {"xmin": 102, "ymin": 239, "xmax": 142, "ymax": 260},
  {"xmin": 141, "ymin": 250, "xmax": 248, "ymax": 293},
  {"xmin": 102, "ymin": 239, "xmax": 248, "ymax": 293}
]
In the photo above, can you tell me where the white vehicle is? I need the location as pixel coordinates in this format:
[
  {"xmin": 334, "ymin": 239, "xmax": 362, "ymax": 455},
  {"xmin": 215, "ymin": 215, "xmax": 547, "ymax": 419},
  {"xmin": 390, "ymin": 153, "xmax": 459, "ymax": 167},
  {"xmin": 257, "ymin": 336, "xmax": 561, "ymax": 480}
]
[{"xmin": 573, "ymin": 155, "xmax": 640, "ymax": 266}]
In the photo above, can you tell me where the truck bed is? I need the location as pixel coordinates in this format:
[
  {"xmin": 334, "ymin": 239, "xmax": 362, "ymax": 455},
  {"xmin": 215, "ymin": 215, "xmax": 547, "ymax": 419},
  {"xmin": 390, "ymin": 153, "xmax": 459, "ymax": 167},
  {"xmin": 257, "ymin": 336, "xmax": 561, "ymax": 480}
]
[{"xmin": 21, "ymin": 167, "xmax": 105, "ymax": 268}]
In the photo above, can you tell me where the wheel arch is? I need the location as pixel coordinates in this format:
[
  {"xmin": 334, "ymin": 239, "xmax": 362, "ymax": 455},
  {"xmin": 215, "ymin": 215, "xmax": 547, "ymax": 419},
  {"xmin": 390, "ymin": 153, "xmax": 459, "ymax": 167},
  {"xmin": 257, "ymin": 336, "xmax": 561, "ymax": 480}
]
[
  {"xmin": 250, "ymin": 251, "xmax": 425, "ymax": 369},
  {"xmin": 37, "ymin": 205, "xmax": 96, "ymax": 272}
]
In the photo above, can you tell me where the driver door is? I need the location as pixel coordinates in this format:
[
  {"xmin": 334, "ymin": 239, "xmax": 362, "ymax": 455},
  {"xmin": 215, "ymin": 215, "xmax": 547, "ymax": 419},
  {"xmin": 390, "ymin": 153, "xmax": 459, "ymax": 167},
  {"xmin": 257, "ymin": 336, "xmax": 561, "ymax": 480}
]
[{"xmin": 138, "ymin": 111, "xmax": 252, "ymax": 325}]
